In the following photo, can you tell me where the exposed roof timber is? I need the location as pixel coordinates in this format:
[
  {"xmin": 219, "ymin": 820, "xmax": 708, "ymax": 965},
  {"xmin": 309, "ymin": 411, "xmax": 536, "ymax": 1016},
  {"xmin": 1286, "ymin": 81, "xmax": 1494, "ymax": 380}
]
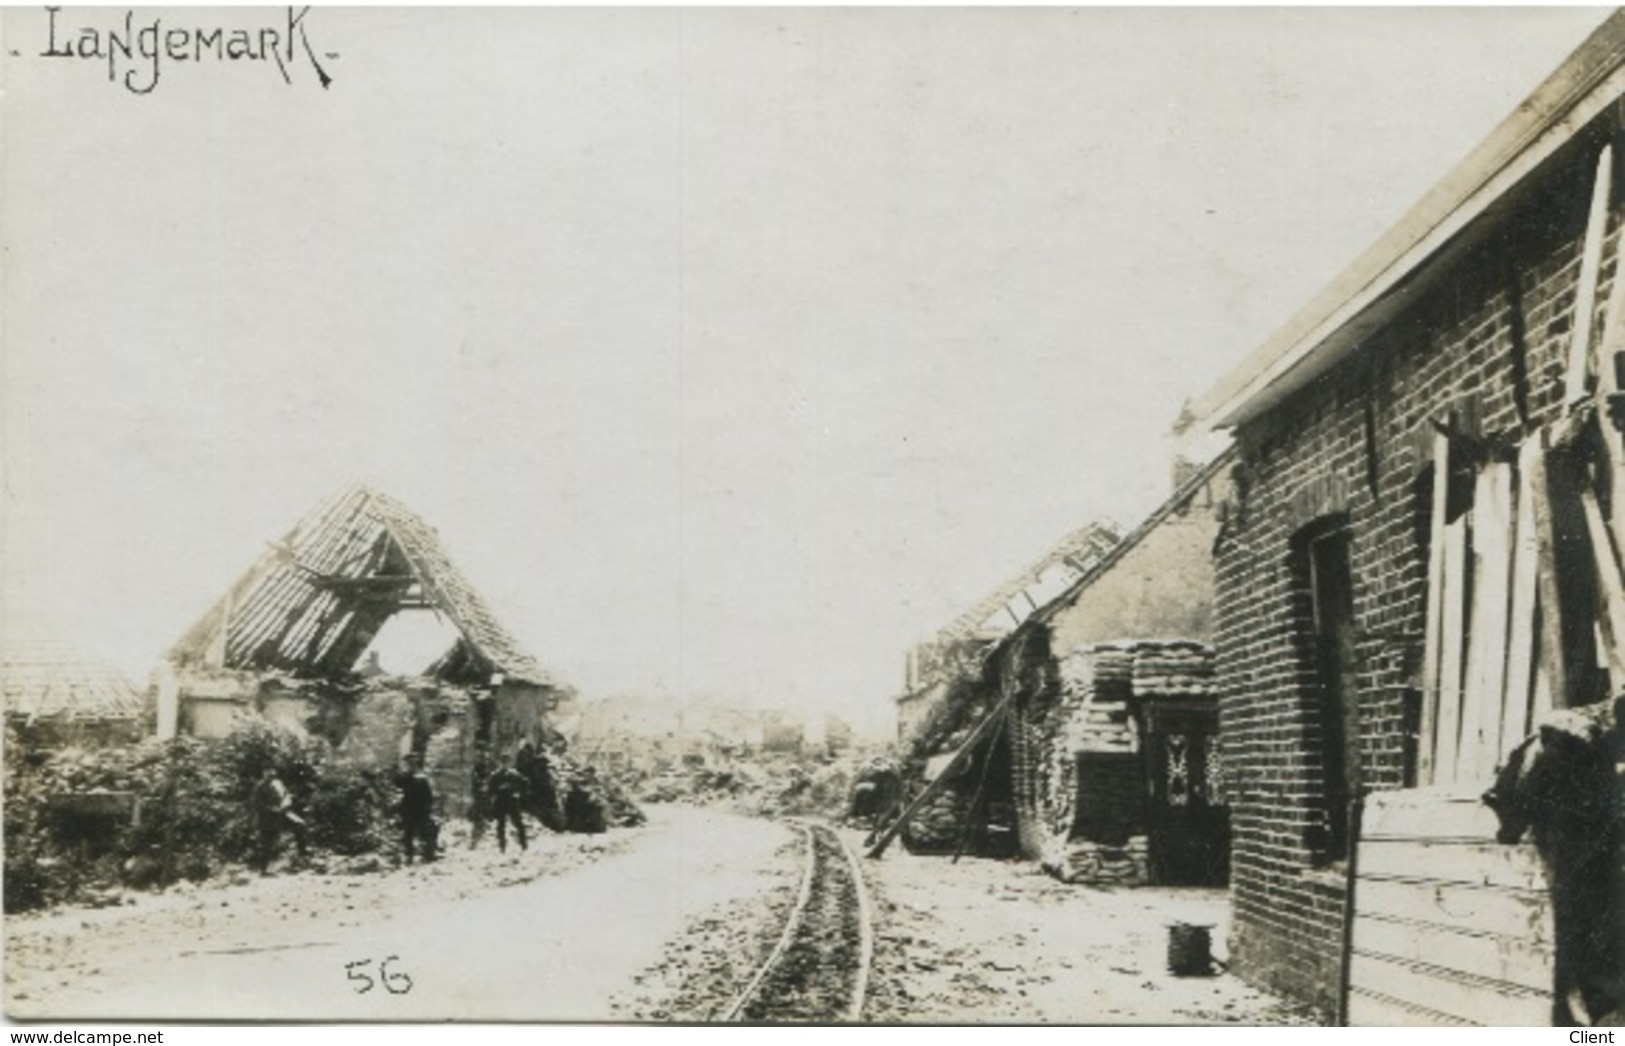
[
  {"xmin": 167, "ymin": 484, "xmax": 567, "ymax": 690},
  {"xmin": 915, "ymin": 447, "xmax": 1233, "ymax": 694},
  {"xmin": 932, "ymin": 521, "xmax": 1120, "ymax": 647},
  {"xmin": 1004, "ymin": 445, "xmax": 1237, "ymax": 647},
  {"xmin": 1190, "ymin": 11, "xmax": 1625, "ymax": 430},
  {"xmin": 2, "ymin": 641, "xmax": 146, "ymax": 723}
]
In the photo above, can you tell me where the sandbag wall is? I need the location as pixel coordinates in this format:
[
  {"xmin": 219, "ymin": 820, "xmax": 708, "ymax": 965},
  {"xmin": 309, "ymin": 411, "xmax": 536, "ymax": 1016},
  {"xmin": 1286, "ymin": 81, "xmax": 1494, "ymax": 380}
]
[{"xmin": 1028, "ymin": 640, "xmax": 1217, "ymax": 885}]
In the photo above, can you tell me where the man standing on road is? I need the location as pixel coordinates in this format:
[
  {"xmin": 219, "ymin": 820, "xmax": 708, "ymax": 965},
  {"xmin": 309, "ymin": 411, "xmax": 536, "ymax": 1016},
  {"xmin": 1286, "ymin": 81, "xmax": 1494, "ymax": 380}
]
[
  {"xmin": 487, "ymin": 753, "xmax": 529, "ymax": 854},
  {"xmin": 251, "ymin": 768, "xmax": 308, "ymax": 874},
  {"xmin": 396, "ymin": 754, "xmax": 439, "ymax": 864}
]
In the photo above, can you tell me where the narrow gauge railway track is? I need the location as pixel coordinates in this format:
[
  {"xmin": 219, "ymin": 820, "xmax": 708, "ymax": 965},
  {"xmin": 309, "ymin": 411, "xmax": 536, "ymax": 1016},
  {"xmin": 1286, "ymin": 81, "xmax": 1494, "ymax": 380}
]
[{"xmin": 718, "ymin": 820, "xmax": 874, "ymax": 1023}]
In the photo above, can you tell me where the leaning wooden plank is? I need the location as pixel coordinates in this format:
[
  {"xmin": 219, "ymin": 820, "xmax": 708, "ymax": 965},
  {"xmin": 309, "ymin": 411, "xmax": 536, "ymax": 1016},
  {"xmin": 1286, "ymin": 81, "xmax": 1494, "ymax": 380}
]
[
  {"xmin": 1529, "ymin": 444, "xmax": 1574, "ymax": 709},
  {"xmin": 867, "ymin": 692, "xmax": 1014, "ymax": 859},
  {"xmin": 1593, "ymin": 188, "xmax": 1625, "ymax": 556},
  {"xmin": 1462, "ymin": 464, "xmax": 1515, "ymax": 781},
  {"xmin": 1566, "ymin": 145, "xmax": 1614, "ymax": 407},
  {"xmin": 1434, "ymin": 518, "xmax": 1470, "ymax": 785},
  {"xmin": 1579, "ymin": 487, "xmax": 1625, "ymax": 683},
  {"xmin": 1418, "ymin": 431, "xmax": 1453, "ymax": 786},
  {"xmin": 1501, "ymin": 438, "xmax": 1543, "ymax": 760},
  {"xmin": 1532, "ymin": 657, "xmax": 1555, "ymax": 721}
]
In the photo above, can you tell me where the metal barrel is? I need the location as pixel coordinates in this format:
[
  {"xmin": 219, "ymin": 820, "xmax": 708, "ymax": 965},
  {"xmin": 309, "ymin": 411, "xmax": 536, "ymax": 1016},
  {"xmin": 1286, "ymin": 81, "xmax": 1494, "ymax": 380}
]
[{"xmin": 1167, "ymin": 922, "xmax": 1216, "ymax": 977}]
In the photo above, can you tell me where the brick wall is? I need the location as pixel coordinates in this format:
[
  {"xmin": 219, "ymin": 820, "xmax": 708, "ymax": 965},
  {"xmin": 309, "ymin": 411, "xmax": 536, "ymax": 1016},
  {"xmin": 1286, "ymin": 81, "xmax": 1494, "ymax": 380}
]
[{"xmin": 1215, "ymin": 127, "xmax": 1618, "ymax": 1017}]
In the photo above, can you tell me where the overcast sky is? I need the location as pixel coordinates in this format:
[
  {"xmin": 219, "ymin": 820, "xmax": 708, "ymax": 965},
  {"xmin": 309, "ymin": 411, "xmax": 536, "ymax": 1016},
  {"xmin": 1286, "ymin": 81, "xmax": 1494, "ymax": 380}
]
[{"xmin": 1, "ymin": 6, "xmax": 1613, "ymax": 736}]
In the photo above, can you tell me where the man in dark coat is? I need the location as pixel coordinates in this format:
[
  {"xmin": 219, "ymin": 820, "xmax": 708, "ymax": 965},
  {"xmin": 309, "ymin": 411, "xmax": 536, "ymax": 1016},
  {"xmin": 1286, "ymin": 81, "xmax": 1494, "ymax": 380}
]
[
  {"xmin": 396, "ymin": 755, "xmax": 438, "ymax": 864},
  {"xmin": 251, "ymin": 768, "xmax": 308, "ymax": 873},
  {"xmin": 487, "ymin": 754, "xmax": 529, "ymax": 854}
]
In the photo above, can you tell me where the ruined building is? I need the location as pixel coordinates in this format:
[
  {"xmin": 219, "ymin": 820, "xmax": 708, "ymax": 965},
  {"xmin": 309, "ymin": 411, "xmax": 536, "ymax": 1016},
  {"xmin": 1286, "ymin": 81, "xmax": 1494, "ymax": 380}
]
[{"xmin": 160, "ymin": 483, "xmax": 573, "ymax": 817}]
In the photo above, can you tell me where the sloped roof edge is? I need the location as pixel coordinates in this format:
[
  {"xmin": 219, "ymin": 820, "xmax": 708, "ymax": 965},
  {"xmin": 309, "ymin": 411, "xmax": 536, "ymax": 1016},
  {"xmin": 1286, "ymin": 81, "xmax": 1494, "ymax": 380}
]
[
  {"xmin": 1189, "ymin": 11, "xmax": 1625, "ymax": 431},
  {"xmin": 933, "ymin": 520, "xmax": 1121, "ymax": 647},
  {"xmin": 1009, "ymin": 445, "xmax": 1236, "ymax": 645}
]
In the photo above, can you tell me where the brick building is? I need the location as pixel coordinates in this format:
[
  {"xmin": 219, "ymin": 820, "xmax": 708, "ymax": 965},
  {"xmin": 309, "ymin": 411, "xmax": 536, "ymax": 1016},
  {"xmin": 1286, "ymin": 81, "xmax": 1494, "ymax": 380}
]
[{"xmin": 1189, "ymin": 14, "xmax": 1625, "ymax": 1023}]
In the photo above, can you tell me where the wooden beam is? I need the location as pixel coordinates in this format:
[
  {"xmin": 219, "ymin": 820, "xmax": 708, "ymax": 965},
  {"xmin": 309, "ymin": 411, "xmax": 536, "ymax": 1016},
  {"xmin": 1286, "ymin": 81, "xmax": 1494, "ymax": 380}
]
[
  {"xmin": 1433, "ymin": 519, "xmax": 1470, "ymax": 785},
  {"xmin": 951, "ymin": 709, "xmax": 1008, "ymax": 865},
  {"xmin": 1566, "ymin": 145, "xmax": 1614, "ymax": 407},
  {"xmin": 1417, "ymin": 431, "xmax": 1452, "ymax": 787},
  {"xmin": 867, "ymin": 693, "xmax": 1015, "ymax": 859},
  {"xmin": 1499, "ymin": 437, "xmax": 1542, "ymax": 761},
  {"xmin": 1580, "ymin": 487, "xmax": 1625, "ymax": 682},
  {"xmin": 1529, "ymin": 443, "xmax": 1575, "ymax": 710},
  {"xmin": 1462, "ymin": 464, "xmax": 1514, "ymax": 782}
]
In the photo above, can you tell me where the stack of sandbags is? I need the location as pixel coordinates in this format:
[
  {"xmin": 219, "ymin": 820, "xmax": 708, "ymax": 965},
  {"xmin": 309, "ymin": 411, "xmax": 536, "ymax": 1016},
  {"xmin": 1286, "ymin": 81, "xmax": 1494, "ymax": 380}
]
[
  {"xmin": 1088, "ymin": 644, "xmax": 1136, "ymax": 703},
  {"xmin": 1130, "ymin": 641, "xmax": 1215, "ymax": 698},
  {"xmin": 1041, "ymin": 834, "xmax": 1149, "ymax": 886},
  {"xmin": 901, "ymin": 787, "xmax": 969, "ymax": 853},
  {"xmin": 1056, "ymin": 646, "xmax": 1137, "ymax": 755}
]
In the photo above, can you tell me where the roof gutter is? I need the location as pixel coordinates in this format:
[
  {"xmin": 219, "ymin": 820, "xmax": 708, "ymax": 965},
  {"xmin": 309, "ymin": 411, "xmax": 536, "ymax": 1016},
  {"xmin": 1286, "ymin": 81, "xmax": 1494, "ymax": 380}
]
[{"xmin": 1189, "ymin": 11, "xmax": 1625, "ymax": 432}]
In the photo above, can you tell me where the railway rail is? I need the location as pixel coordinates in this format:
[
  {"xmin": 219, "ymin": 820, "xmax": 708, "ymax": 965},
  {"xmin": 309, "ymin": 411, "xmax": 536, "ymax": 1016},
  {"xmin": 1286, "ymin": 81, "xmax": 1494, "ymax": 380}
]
[{"xmin": 718, "ymin": 820, "xmax": 875, "ymax": 1022}]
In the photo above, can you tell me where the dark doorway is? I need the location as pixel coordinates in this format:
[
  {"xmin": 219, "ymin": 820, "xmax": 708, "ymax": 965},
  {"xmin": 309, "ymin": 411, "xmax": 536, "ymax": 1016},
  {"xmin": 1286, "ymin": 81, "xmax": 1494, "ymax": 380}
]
[
  {"xmin": 1141, "ymin": 705, "xmax": 1229, "ymax": 886},
  {"xmin": 1306, "ymin": 524, "xmax": 1360, "ymax": 863}
]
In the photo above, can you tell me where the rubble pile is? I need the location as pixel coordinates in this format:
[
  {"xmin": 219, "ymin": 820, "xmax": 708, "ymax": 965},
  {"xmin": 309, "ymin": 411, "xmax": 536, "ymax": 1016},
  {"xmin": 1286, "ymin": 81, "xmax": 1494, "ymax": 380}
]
[
  {"xmin": 3, "ymin": 710, "xmax": 646, "ymax": 914},
  {"xmin": 628, "ymin": 749, "xmax": 883, "ymax": 825},
  {"xmin": 547, "ymin": 751, "xmax": 646, "ymax": 831},
  {"xmin": 2, "ymin": 719, "xmax": 396, "ymax": 912}
]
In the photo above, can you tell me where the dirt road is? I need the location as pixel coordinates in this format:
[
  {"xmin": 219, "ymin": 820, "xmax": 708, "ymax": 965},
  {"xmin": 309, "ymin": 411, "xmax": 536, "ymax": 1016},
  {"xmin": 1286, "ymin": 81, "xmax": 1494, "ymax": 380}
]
[
  {"xmin": 7, "ymin": 806, "xmax": 1314, "ymax": 1025},
  {"xmin": 5, "ymin": 805, "xmax": 795, "ymax": 1021}
]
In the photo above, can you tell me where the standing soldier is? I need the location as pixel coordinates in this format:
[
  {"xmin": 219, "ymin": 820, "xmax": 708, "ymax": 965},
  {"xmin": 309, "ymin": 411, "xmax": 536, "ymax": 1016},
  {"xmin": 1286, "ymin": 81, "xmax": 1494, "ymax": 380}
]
[
  {"xmin": 396, "ymin": 754, "xmax": 438, "ymax": 864},
  {"xmin": 487, "ymin": 754, "xmax": 529, "ymax": 854},
  {"xmin": 251, "ymin": 768, "xmax": 308, "ymax": 874}
]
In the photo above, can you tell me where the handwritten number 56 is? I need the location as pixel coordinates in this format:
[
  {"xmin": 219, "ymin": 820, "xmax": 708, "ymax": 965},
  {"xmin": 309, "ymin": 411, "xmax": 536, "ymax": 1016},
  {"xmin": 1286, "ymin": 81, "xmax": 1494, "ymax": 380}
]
[{"xmin": 346, "ymin": 956, "xmax": 413, "ymax": 995}]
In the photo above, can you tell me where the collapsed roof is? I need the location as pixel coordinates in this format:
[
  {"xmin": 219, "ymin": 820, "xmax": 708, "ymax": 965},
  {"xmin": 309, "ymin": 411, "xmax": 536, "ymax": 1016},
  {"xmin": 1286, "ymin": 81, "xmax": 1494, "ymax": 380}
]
[
  {"xmin": 167, "ymin": 484, "xmax": 566, "ymax": 690},
  {"xmin": 2, "ymin": 638, "xmax": 147, "ymax": 725},
  {"xmin": 933, "ymin": 522, "xmax": 1120, "ymax": 647}
]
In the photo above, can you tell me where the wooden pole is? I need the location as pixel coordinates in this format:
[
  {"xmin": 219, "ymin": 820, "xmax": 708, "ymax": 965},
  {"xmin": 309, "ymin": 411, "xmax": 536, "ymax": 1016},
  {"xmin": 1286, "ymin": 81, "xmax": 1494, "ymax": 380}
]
[
  {"xmin": 1566, "ymin": 145, "xmax": 1614, "ymax": 407},
  {"xmin": 1590, "ymin": 202, "xmax": 1625, "ymax": 582},
  {"xmin": 1529, "ymin": 442, "xmax": 1575, "ymax": 710},
  {"xmin": 1580, "ymin": 487, "xmax": 1625, "ymax": 682},
  {"xmin": 1462, "ymin": 463, "xmax": 1514, "ymax": 782},
  {"xmin": 1417, "ymin": 431, "xmax": 1452, "ymax": 786},
  {"xmin": 1336, "ymin": 794, "xmax": 1366, "ymax": 1028},
  {"xmin": 867, "ymin": 692, "xmax": 1015, "ymax": 859},
  {"xmin": 951, "ymin": 708, "xmax": 1008, "ymax": 864},
  {"xmin": 1500, "ymin": 437, "xmax": 1543, "ymax": 758},
  {"xmin": 1433, "ymin": 520, "xmax": 1470, "ymax": 784}
]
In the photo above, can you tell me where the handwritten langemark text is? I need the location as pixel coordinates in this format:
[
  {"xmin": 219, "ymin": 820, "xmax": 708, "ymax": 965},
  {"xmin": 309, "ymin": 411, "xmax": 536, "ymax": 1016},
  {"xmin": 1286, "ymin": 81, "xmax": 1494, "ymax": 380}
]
[{"xmin": 37, "ymin": 6, "xmax": 334, "ymax": 94}]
